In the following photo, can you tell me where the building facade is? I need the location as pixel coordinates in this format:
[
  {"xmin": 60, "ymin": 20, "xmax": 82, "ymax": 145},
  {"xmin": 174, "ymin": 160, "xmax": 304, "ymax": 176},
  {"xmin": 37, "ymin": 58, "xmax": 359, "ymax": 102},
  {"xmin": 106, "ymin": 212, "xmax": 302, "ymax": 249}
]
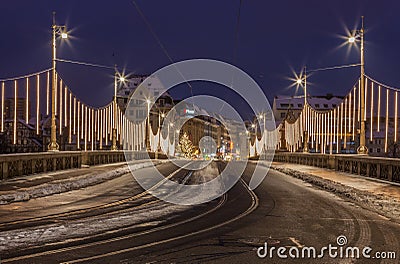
[{"xmin": 273, "ymin": 94, "xmax": 343, "ymax": 122}]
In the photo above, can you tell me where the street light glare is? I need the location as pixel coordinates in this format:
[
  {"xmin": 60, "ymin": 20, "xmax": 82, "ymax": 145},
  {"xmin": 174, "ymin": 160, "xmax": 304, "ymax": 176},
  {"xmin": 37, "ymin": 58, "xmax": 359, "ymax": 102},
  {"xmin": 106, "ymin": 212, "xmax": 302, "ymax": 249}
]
[
  {"xmin": 348, "ymin": 36, "xmax": 355, "ymax": 43},
  {"xmin": 61, "ymin": 32, "xmax": 68, "ymax": 39},
  {"xmin": 296, "ymin": 78, "xmax": 302, "ymax": 85},
  {"xmin": 119, "ymin": 76, "xmax": 125, "ymax": 82}
]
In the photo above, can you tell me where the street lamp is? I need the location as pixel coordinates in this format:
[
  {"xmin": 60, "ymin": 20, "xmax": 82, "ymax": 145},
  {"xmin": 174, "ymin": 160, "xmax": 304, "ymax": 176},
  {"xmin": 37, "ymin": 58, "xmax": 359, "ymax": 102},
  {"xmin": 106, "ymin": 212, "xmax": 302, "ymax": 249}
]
[
  {"xmin": 295, "ymin": 67, "xmax": 310, "ymax": 153},
  {"xmin": 295, "ymin": 66, "xmax": 308, "ymax": 108},
  {"xmin": 168, "ymin": 122, "xmax": 173, "ymax": 155},
  {"xmin": 349, "ymin": 16, "xmax": 368, "ymax": 154},
  {"xmin": 157, "ymin": 111, "xmax": 165, "ymax": 153},
  {"xmin": 246, "ymin": 130, "xmax": 250, "ymax": 157},
  {"xmin": 251, "ymin": 123, "xmax": 258, "ymax": 156},
  {"xmin": 259, "ymin": 113, "xmax": 266, "ymax": 154},
  {"xmin": 111, "ymin": 67, "xmax": 125, "ymax": 151},
  {"xmin": 175, "ymin": 128, "xmax": 180, "ymax": 156},
  {"xmin": 48, "ymin": 12, "xmax": 68, "ymax": 151},
  {"xmin": 146, "ymin": 99, "xmax": 151, "ymax": 151}
]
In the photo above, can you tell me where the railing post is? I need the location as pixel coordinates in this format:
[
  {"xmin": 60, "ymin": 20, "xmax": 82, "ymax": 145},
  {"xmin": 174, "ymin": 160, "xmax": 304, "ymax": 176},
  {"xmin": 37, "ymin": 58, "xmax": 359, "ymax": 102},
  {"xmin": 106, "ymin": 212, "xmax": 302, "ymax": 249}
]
[
  {"xmin": 31, "ymin": 159, "xmax": 35, "ymax": 174},
  {"xmin": 328, "ymin": 155, "xmax": 335, "ymax": 169},
  {"xmin": 0, "ymin": 161, "xmax": 4, "ymax": 180},
  {"xmin": 377, "ymin": 163, "xmax": 381, "ymax": 178},
  {"xmin": 17, "ymin": 160, "xmax": 23, "ymax": 176},
  {"xmin": 43, "ymin": 158, "xmax": 48, "ymax": 173},
  {"xmin": 4, "ymin": 161, "xmax": 9, "ymax": 179},
  {"xmin": 388, "ymin": 165, "xmax": 393, "ymax": 182}
]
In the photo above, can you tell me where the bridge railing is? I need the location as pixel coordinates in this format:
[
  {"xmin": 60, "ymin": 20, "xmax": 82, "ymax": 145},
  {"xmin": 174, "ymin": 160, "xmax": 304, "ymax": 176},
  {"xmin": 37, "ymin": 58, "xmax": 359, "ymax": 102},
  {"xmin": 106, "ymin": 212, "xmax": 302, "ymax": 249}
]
[
  {"xmin": 273, "ymin": 152, "xmax": 400, "ymax": 183},
  {"xmin": 0, "ymin": 151, "xmax": 167, "ymax": 180},
  {"xmin": 0, "ymin": 152, "xmax": 81, "ymax": 180}
]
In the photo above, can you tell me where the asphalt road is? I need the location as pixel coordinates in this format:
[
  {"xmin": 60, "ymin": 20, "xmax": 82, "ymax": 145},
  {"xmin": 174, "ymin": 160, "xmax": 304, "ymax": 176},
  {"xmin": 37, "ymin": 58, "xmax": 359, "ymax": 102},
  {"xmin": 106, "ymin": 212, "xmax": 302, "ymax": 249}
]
[
  {"xmin": 138, "ymin": 163, "xmax": 400, "ymax": 264},
  {"xmin": 2, "ymin": 161, "xmax": 400, "ymax": 264}
]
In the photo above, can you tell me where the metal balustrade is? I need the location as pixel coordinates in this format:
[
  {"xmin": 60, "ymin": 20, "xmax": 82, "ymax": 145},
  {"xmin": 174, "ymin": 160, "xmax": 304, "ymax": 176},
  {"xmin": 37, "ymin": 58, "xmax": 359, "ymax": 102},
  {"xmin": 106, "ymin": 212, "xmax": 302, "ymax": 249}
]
[
  {"xmin": 0, "ymin": 151, "xmax": 167, "ymax": 180},
  {"xmin": 274, "ymin": 152, "xmax": 400, "ymax": 183}
]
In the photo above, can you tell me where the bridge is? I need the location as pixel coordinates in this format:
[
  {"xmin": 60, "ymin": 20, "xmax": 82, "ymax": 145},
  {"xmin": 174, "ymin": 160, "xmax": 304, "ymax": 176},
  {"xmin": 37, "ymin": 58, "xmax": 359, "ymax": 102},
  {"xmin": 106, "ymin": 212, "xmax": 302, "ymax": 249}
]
[
  {"xmin": 1, "ymin": 15, "xmax": 400, "ymax": 264},
  {"xmin": 2, "ymin": 60, "xmax": 399, "ymax": 184}
]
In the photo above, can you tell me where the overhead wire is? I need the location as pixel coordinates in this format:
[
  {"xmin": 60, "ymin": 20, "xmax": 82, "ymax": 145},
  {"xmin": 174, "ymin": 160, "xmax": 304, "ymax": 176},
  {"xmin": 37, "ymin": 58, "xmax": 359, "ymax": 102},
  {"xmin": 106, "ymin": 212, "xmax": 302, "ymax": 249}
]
[
  {"xmin": 219, "ymin": 0, "xmax": 243, "ymax": 115},
  {"xmin": 131, "ymin": 0, "xmax": 194, "ymax": 100}
]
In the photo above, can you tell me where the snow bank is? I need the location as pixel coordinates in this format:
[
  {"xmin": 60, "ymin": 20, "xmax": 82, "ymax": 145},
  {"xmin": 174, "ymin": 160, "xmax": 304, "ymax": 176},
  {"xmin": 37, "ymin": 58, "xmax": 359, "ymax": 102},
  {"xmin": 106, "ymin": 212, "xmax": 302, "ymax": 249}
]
[
  {"xmin": 0, "ymin": 160, "xmax": 168, "ymax": 205},
  {"xmin": 270, "ymin": 165, "xmax": 400, "ymax": 221},
  {"xmin": 0, "ymin": 201, "xmax": 189, "ymax": 254}
]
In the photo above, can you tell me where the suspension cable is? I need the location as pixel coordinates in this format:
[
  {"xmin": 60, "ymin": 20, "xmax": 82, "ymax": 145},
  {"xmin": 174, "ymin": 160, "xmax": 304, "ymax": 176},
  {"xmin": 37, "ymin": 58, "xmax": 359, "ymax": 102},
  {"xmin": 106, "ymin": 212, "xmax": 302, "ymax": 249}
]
[
  {"xmin": 0, "ymin": 68, "xmax": 51, "ymax": 82},
  {"xmin": 365, "ymin": 74, "xmax": 400, "ymax": 92},
  {"xmin": 308, "ymin": 63, "xmax": 361, "ymax": 73}
]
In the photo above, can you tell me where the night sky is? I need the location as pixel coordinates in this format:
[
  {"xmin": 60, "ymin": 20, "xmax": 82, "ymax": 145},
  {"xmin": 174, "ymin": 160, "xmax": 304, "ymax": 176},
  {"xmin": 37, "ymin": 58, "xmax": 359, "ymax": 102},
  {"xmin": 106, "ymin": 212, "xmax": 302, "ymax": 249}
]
[{"xmin": 1, "ymin": 1, "xmax": 400, "ymax": 117}]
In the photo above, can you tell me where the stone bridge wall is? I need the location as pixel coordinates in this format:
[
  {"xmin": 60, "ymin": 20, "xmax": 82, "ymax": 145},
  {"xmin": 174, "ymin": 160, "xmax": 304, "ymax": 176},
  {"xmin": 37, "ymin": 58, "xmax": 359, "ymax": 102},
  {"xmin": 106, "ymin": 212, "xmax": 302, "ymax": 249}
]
[
  {"xmin": 0, "ymin": 151, "xmax": 167, "ymax": 180},
  {"xmin": 274, "ymin": 152, "xmax": 400, "ymax": 183}
]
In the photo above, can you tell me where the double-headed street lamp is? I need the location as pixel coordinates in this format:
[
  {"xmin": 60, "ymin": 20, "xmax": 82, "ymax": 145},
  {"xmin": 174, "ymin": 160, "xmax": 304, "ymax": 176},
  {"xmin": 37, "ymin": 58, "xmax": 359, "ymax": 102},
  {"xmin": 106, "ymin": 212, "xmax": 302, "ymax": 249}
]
[
  {"xmin": 293, "ymin": 16, "xmax": 367, "ymax": 155},
  {"xmin": 349, "ymin": 16, "xmax": 368, "ymax": 154},
  {"xmin": 48, "ymin": 12, "xmax": 68, "ymax": 151}
]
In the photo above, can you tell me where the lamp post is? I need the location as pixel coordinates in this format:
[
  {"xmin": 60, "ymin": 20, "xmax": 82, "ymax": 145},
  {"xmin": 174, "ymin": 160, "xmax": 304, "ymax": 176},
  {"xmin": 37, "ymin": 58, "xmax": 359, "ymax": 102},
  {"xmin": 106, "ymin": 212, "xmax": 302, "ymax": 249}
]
[
  {"xmin": 146, "ymin": 99, "xmax": 151, "ymax": 151},
  {"xmin": 157, "ymin": 112, "xmax": 165, "ymax": 153},
  {"xmin": 111, "ymin": 67, "xmax": 124, "ymax": 151},
  {"xmin": 349, "ymin": 16, "xmax": 368, "ymax": 154},
  {"xmin": 296, "ymin": 66, "xmax": 309, "ymax": 153},
  {"xmin": 175, "ymin": 128, "xmax": 180, "ymax": 156},
  {"xmin": 168, "ymin": 122, "xmax": 173, "ymax": 156},
  {"xmin": 246, "ymin": 130, "xmax": 250, "ymax": 158},
  {"xmin": 259, "ymin": 113, "xmax": 266, "ymax": 154},
  {"xmin": 251, "ymin": 123, "xmax": 258, "ymax": 156},
  {"xmin": 48, "ymin": 12, "xmax": 68, "ymax": 151}
]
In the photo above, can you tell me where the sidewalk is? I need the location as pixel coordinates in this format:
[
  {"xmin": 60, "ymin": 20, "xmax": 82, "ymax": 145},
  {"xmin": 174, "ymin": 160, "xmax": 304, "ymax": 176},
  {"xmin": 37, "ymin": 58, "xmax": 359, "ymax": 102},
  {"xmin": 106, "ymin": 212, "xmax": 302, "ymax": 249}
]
[
  {"xmin": 265, "ymin": 161, "xmax": 400, "ymax": 221},
  {"xmin": 271, "ymin": 161, "xmax": 400, "ymax": 201},
  {"xmin": 0, "ymin": 160, "xmax": 167, "ymax": 204}
]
